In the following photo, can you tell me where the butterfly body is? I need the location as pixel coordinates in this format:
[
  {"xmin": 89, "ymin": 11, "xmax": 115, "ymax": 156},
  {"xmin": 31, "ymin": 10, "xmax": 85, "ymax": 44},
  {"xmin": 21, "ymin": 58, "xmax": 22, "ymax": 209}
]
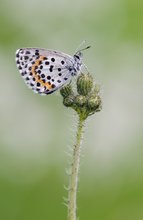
[{"xmin": 16, "ymin": 48, "xmax": 83, "ymax": 95}]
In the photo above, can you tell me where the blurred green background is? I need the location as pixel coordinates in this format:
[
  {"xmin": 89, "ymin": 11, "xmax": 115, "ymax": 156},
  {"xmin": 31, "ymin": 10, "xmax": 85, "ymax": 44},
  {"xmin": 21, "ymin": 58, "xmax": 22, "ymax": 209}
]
[{"xmin": 0, "ymin": 0, "xmax": 143, "ymax": 219}]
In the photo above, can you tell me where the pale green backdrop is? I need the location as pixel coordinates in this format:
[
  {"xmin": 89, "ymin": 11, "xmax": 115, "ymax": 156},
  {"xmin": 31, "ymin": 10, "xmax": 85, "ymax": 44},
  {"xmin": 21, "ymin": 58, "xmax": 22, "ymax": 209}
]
[{"xmin": 0, "ymin": 0, "xmax": 143, "ymax": 219}]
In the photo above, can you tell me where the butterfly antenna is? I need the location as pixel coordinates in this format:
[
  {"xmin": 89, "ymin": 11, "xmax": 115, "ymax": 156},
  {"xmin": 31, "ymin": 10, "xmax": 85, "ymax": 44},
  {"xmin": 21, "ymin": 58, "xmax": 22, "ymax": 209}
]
[
  {"xmin": 75, "ymin": 40, "xmax": 91, "ymax": 53},
  {"xmin": 75, "ymin": 40, "xmax": 86, "ymax": 52},
  {"xmin": 78, "ymin": 45, "xmax": 91, "ymax": 53}
]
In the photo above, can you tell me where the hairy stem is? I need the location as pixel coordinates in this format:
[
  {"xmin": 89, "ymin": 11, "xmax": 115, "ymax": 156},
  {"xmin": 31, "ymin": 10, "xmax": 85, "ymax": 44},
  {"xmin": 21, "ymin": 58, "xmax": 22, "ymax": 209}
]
[{"xmin": 68, "ymin": 116, "xmax": 85, "ymax": 220}]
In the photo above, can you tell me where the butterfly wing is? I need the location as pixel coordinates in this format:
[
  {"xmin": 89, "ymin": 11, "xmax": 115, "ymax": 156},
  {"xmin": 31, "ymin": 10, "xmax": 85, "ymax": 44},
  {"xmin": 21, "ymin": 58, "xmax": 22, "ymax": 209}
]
[{"xmin": 15, "ymin": 48, "xmax": 74, "ymax": 95}]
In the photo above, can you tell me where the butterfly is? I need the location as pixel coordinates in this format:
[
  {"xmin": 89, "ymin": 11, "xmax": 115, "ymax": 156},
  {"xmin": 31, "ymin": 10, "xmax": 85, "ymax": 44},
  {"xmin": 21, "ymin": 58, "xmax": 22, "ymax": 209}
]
[{"xmin": 15, "ymin": 46, "xmax": 90, "ymax": 95}]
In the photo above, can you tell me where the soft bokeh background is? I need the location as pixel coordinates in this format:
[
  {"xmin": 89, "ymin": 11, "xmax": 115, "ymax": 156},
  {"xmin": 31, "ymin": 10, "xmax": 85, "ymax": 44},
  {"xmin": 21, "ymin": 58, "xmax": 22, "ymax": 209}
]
[{"xmin": 0, "ymin": 0, "xmax": 143, "ymax": 219}]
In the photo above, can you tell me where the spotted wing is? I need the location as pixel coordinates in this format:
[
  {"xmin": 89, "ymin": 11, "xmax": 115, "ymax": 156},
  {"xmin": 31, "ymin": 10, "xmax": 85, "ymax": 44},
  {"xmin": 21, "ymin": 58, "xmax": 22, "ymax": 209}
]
[{"xmin": 15, "ymin": 48, "xmax": 74, "ymax": 95}]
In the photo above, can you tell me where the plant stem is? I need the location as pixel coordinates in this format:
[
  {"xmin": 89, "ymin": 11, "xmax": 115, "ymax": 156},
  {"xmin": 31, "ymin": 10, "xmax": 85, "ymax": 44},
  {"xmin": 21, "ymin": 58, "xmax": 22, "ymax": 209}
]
[{"xmin": 68, "ymin": 115, "xmax": 85, "ymax": 220}]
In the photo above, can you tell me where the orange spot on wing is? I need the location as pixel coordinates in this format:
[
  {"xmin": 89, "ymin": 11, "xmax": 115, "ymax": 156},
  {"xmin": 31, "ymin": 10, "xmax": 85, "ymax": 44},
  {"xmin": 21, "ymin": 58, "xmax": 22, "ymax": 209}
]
[{"xmin": 31, "ymin": 55, "xmax": 52, "ymax": 90}]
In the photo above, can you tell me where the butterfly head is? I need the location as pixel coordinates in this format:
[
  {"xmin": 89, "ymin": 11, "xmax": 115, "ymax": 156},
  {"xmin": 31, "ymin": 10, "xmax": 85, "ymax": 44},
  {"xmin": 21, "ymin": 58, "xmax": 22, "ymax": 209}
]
[
  {"xmin": 74, "ymin": 50, "xmax": 83, "ymax": 62},
  {"xmin": 73, "ymin": 45, "xmax": 90, "ymax": 74},
  {"xmin": 74, "ymin": 45, "xmax": 90, "ymax": 63},
  {"xmin": 72, "ymin": 52, "xmax": 82, "ymax": 75}
]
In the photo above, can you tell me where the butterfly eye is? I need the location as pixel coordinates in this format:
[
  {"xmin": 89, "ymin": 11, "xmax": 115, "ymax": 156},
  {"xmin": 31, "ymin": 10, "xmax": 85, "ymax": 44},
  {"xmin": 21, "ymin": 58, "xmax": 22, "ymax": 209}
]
[{"xmin": 74, "ymin": 55, "xmax": 80, "ymax": 59}]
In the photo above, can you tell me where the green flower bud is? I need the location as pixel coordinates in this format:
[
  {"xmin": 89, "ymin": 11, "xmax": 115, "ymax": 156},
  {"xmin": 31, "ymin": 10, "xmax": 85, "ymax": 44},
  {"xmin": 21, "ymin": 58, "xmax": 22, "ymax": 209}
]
[
  {"xmin": 77, "ymin": 73, "xmax": 93, "ymax": 96},
  {"xmin": 60, "ymin": 72, "xmax": 102, "ymax": 119},
  {"xmin": 75, "ymin": 95, "xmax": 87, "ymax": 107},
  {"xmin": 63, "ymin": 95, "xmax": 75, "ymax": 107},
  {"xmin": 87, "ymin": 96, "xmax": 102, "ymax": 112},
  {"xmin": 60, "ymin": 84, "xmax": 74, "ymax": 98}
]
